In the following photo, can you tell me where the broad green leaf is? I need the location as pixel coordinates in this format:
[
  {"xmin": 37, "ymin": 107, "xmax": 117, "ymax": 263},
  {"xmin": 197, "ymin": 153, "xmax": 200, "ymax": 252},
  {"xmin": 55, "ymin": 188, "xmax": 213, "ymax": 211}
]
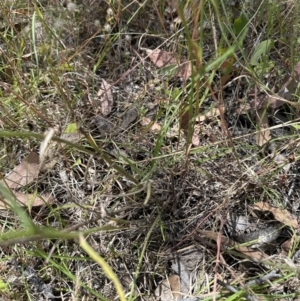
[
  {"xmin": 250, "ymin": 39, "xmax": 274, "ymax": 66},
  {"xmin": 233, "ymin": 12, "xmax": 249, "ymax": 44},
  {"xmin": 65, "ymin": 123, "xmax": 78, "ymax": 133},
  {"xmin": 71, "ymin": 158, "xmax": 82, "ymax": 167},
  {"xmin": 0, "ymin": 279, "xmax": 8, "ymax": 292}
]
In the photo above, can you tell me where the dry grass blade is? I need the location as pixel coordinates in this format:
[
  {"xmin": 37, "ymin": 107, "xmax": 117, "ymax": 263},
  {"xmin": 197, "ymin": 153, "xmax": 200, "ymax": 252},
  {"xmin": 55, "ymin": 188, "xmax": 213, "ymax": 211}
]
[
  {"xmin": 39, "ymin": 127, "xmax": 58, "ymax": 167},
  {"xmin": 97, "ymin": 79, "xmax": 114, "ymax": 116},
  {"xmin": 256, "ymin": 110, "xmax": 271, "ymax": 146}
]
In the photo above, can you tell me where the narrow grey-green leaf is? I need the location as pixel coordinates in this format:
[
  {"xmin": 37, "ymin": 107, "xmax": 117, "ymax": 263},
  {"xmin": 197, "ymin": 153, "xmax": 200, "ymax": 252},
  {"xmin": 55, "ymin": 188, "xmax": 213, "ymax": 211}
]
[{"xmin": 250, "ymin": 39, "xmax": 274, "ymax": 66}]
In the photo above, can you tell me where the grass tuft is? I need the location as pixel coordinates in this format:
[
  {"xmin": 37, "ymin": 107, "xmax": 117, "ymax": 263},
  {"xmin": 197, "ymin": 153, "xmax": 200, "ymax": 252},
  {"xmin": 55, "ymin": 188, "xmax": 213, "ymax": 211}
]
[{"xmin": 1, "ymin": 0, "xmax": 300, "ymax": 300}]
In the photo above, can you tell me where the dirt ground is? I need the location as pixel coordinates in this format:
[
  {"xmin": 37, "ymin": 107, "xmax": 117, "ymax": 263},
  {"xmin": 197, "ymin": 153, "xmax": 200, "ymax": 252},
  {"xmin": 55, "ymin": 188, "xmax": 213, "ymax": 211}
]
[{"xmin": 1, "ymin": 1, "xmax": 300, "ymax": 300}]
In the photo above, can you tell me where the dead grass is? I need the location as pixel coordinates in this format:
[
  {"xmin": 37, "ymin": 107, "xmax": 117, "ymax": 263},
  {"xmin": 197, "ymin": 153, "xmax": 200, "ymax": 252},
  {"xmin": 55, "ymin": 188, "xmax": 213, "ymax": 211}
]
[{"xmin": 0, "ymin": 0, "xmax": 300, "ymax": 300}]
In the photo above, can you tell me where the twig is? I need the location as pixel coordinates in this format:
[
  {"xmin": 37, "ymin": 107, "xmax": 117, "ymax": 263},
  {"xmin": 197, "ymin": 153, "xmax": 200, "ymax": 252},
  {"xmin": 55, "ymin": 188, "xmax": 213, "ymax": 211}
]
[
  {"xmin": 245, "ymin": 269, "xmax": 281, "ymax": 287},
  {"xmin": 218, "ymin": 279, "xmax": 259, "ymax": 301}
]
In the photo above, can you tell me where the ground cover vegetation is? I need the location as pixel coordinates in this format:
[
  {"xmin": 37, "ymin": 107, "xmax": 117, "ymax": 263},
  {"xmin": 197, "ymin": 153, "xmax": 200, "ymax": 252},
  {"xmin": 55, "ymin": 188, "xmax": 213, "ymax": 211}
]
[{"xmin": 0, "ymin": 0, "xmax": 300, "ymax": 300}]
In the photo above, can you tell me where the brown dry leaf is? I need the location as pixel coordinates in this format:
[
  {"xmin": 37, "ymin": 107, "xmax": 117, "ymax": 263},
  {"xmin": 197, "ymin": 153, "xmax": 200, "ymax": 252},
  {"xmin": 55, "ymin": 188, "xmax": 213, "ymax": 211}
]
[
  {"xmin": 197, "ymin": 230, "xmax": 270, "ymax": 262},
  {"xmin": 140, "ymin": 117, "xmax": 161, "ymax": 132},
  {"xmin": 256, "ymin": 110, "xmax": 271, "ymax": 146},
  {"xmin": 5, "ymin": 152, "xmax": 40, "ymax": 189},
  {"xmin": 97, "ymin": 79, "xmax": 113, "ymax": 116},
  {"xmin": 144, "ymin": 48, "xmax": 192, "ymax": 79},
  {"xmin": 177, "ymin": 60, "xmax": 192, "ymax": 80},
  {"xmin": 154, "ymin": 274, "xmax": 180, "ymax": 300},
  {"xmin": 144, "ymin": 48, "xmax": 176, "ymax": 68},
  {"xmin": 196, "ymin": 107, "xmax": 223, "ymax": 122},
  {"xmin": 0, "ymin": 192, "xmax": 54, "ymax": 209},
  {"xmin": 252, "ymin": 202, "xmax": 298, "ymax": 229}
]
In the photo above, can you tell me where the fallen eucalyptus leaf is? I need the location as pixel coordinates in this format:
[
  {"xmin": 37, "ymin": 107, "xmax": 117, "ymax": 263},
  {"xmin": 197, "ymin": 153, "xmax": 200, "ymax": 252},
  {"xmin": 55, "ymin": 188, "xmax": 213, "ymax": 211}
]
[
  {"xmin": 5, "ymin": 152, "xmax": 40, "ymax": 189},
  {"xmin": 252, "ymin": 202, "xmax": 298, "ymax": 229}
]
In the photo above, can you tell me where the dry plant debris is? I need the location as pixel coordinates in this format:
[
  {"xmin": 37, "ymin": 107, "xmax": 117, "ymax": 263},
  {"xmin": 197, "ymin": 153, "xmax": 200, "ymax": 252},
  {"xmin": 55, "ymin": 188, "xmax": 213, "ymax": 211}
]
[
  {"xmin": 1, "ymin": 0, "xmax": 300, "ymax": 300},
  {"xmin": 252, "ymin": 201, "xmax": 299, "ymax": 229},
  {"xmin": 96, "ymin": 79, "xmax": 114, "ymax": 116},
  {"xmin": 4, "ymin": 152, "xmax": 40, "ymax": 190},
  {"xmin": 143, "ymin": 48, "xmax": 192, "ymax": 80}
]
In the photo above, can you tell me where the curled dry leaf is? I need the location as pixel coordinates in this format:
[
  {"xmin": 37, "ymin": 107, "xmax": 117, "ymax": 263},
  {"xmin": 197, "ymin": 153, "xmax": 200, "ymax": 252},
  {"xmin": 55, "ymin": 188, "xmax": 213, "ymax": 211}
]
[
  {"xmin": 97, "ymin": 79, "xmax": 113, "ymax": 116},
  {"xmin": 5, "ymin": 152, "xmax": 40, "ymax": 189},
  {"xmin": 252, "ymin": 202, "xmax": 298, "ymax": 229}
]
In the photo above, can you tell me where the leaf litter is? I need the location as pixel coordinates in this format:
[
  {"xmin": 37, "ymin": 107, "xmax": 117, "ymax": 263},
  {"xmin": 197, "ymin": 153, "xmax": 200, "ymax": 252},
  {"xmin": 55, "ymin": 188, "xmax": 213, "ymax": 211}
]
[
  {"xmin": 1, "ymin": 151, "xmax": 55, "ymax": 208},
  {"xmin": 143, "ymin": 48, "xmax": 192, "ymax": 80},
  {"xmin": 4, "ymin": 151, "xmax": 40, "ymax": 190},
  {"xmin": 2, "ymin": 2, "xmax": 300, "ymax": 300},
  {"xmin": 140, "ymin": 117, "xmax": 161, "ymax": 132},
  {"xmin": 155, "ymin": 249, "xmax": 203, "ymax": 300},
  {"xmin": 1, "ymin": 126, "xmax": 80, "ymax": 208},
  {"xmin": 3, "ymin": 192, "xmax": 54, "ymax": 209},
  {"xmin": 252, "ymin": 201, "xmax": 298, "ymax": 229}
]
